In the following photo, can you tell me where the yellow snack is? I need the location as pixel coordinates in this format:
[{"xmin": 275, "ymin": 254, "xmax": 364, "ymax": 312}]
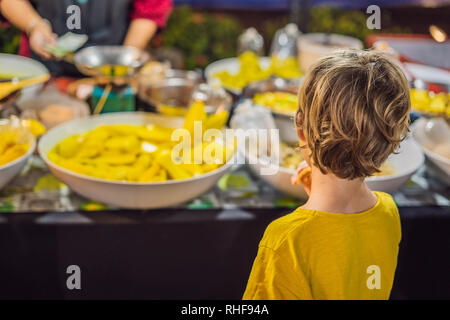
[
  {"xmin": 411, "ymin": 89, "xmax": 449, "ymax": 116},
  {"xmin": 0, "ymin": 120, "xmax": 32, "ymax": 167},
  {"xmin": 253, "ymin": 91, "xmax": 298, "ymax": 115},
  {"xmin": 139, "ymin": 162, "xmax": 161, "ymax": 182},
  {"xmin": 213, "ymin": 51, "xmax": 302, "ymax": 90},
  {"xmin": 20, "ymin": 119, "xmax": 46, "ymax": 137},
  {"xmin": 183, "ymin": 100, "xmax": 207, "ymax": 136},
  {"xmin": 204, "ymin": 111, "xmax": 229, "ymax": 130},
  {"xmin": 159, "ymin": 104, "xmax": 187, "ymax": 117},
  {"xmin": 48, "ymin": 101, "xmax": 233, "ymax": 183},
  {"xmin": 0, "ymin": 144, "xmax": 29, "ymax": 166}
]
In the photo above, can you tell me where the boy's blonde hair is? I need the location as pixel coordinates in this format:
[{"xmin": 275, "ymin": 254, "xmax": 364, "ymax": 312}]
[{"xmin": 295, "ymin": 50, "xmax": 410, "ymax": 179}]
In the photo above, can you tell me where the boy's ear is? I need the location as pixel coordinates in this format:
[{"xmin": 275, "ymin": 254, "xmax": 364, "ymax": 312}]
[{"xmin": 296, "ymin": 126, "xmax": 306, "ymax": 142}]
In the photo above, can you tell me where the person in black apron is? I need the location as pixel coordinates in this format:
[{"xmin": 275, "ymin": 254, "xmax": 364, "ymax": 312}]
[{"xmin": 0, "ymin": 0, "xmax": 172, "ymax": 76}]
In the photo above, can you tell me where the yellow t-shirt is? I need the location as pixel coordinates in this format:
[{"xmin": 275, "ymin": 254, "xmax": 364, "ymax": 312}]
[{"xmin": 243, "ymin": 191, "xmax": 401, "ymax": 300}]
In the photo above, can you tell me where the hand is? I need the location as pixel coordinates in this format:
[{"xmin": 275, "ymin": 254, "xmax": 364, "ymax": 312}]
[
  {"xmin": 28, "ymin": 19, "xmax": 57, "ymax": 59},
  {"xmin": 291, "ymin": 160, "xmax": 312, "ymax": 195}
]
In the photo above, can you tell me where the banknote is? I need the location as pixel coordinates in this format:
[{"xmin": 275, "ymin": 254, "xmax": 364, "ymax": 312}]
[{"xmin": 45, "ymin": 32, "xmax": 88, "ymax": 57}]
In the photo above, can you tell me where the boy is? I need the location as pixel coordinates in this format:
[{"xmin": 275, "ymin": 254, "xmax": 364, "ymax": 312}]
[{"xmin": 243, "ymin": 50, "xmax": 410, "ymax": 300}]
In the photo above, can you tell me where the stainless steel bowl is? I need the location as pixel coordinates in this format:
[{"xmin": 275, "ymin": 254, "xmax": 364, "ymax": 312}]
[
  {"xmin": 74, "ymin": 46, "xmax": 150, "ymax": 77},
  {"xmin": 139, "ymin": 70, "xmax": 232, "ymax": 115},
  {"xmin": 138, "ymin": 69, "xmax": 203, "ymax": 106},
  {"xmin": 242, "ymin": 77, "xmax": 300, "ymax": 99}
]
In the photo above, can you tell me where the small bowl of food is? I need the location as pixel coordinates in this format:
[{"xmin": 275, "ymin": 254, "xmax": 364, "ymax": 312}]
[
  {"xmin": 242, "ymin": 77, "xmax": 301, "ymax": 143},
  {"xmin": 0, "ymin": 118, "xmax": 36, "ymax": 190},
  {"xmin": 364, "ymin": 136, "xmax": 425, "ymax": 193},
  {"xmin": 141, "ymin": 75, "xmax": 232, "ymax": 117},
  {"xmin": 205, "ymin": 51, "xmax": 302, "ymax": 95},
  {"xmin": 74, "ymin": 46, "xmax": 150, "ymax": 77}
]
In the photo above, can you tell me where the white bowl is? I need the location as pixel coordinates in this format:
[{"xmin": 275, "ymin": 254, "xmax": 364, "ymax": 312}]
[
  {"xmin": 0, "ymin": 53, "xmax": 49, "ymax": 100},
  {"xmin": 297, "ymin": 33, "xmax": 363, "ymax": 72},
  {"xmin": 0, "ymin": 136, "xmax": 35, "ymax": 190},
  {"xmin": 412, "ymin": 117, "xmax": 450, "ymax": 182},
  {"xmin": 246, "ymin": 153, "xmax": 308, "ymax": 200},
  {"xmin": 204, "ymin": 57, "xmax": 271, "ymax": 95},
  {"xmin": 365, "ymin": 136, "xmax": 424, "ymax": 193},
  {"xmin": 38, "ymin": 112, "xmax": 234, "ymax": 209},
  {"xmin": 246, "ymin": 136, "xmax": 424, "ymax": 198}
]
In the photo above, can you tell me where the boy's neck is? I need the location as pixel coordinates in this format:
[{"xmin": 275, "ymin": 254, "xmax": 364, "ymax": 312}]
[{"xmin": 302, "ymin": 167, "xmax": 378, "ymax": 214}]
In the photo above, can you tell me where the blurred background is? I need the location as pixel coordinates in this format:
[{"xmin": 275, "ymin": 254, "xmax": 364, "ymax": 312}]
[{"xmin": 1, "ymin": 0, "xmax": 450, "ymax": 69}]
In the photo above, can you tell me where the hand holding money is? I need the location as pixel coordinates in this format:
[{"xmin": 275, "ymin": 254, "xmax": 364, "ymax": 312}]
[
  {"xmin": 28, "ymin": 18, "xmax": 57, "ymax": 59},
  {"xmin": 45, "ymin": 32, "xmax": 88, "ymax": 59}
]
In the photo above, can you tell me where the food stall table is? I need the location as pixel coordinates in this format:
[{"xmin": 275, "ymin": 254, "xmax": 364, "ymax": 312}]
[{"xmin": 0, "ymin": 157, "xmax": 449, "ymax": 299}]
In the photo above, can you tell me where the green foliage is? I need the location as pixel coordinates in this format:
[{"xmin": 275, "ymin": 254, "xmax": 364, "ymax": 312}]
[
  {"xmin": 308, "ymin": 6, "xmax": 373, "ymax": 43},
  {"xmin": 161, "ymin": 6, "xmax": 242, "ymax": 70},
  {"xmin": 0, "ymin": 24, "xmax": 21, "ymax": 54}
]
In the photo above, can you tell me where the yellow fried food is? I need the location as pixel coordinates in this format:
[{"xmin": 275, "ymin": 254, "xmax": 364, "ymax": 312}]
[
  {"xmin": 158, "ymin": 104, "xmax": 187, "ymax": 117},
  {"xmin": 20, "ymin": 119, "xmax": 46, "ymax": 137},
  {"xmin": 213, "ymin": 51, "xmax": 302, "ymax": 91},
  {"xmin": 411, "ymin": 89, "xmax": 450, "ymax": 116},
  {"xmin": 270, "ymin": 55, "xmax": 302, "ymax": 79},
  {"xmin": 0, "ymin": 129, "xmax": 30, "ymax": 167},
  {"xmin": 253, "ymin": 91, "xmax": 298, "ymax": 115},
  {"xmin": 48, "ymin": 101, "xmax": 233, "ymax": 183}
]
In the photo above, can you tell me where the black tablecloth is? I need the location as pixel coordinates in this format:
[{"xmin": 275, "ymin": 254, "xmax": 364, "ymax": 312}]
[{"xmin": 0, "ymin": 205, "xmax": 449, "ymax": 299}]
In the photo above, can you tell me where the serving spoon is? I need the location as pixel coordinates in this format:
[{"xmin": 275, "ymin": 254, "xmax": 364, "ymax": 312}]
[{"xmin": 0, "ymin": 74, "xmax": 50, "ymax": 100}]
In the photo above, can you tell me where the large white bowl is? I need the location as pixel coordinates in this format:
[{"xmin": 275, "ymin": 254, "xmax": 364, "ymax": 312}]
[
  {"xmin": 38, "ymin": 112, "xmax": 234, "ymax": 209},
  {"xmin": 0, "ymin": 134, "xmax": 35, "ymax": 191},
  {"xmin": 297, "ymin": 33, "xmax": 363, "ymax": 72},
  {"xmin": 204, "ymin": 57, "xmax": 271, "ymax": 95},
  {"xmin": 412, "ymin": 117, "xmax": 450, "ymax": 183},
  {"xmin": 246, "ymin": 136, "xmax": 424, "ymax": 199}
]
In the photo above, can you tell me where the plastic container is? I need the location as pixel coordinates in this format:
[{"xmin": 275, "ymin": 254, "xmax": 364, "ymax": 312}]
[
  {"xmin": 270, "ymin": 23, "xmax": 301, "ymax": 59},
  {"xmin": 237, "ymin": 28, "xmax": 264, "ymax": 56}
]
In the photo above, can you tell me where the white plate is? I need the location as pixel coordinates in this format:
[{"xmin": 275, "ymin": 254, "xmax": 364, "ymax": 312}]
[
  {"xmin": 403, "ymin": 62, "xmax": 450, "ymax": 87},
  {"xmin": 204, "ymin": 57, "xmax": 271, "ymax": 95}
]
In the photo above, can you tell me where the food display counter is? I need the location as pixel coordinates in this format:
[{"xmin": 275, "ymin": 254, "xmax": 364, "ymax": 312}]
[{"xmin": 0, "ymin": 156, "xmax": 449, "ymax": 299}]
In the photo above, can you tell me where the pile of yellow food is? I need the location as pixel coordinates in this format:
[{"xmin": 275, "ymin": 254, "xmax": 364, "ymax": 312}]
[
  {"xmin": 213, "ymin": 51, "xmax": 302, "ymax": 91},
  {"xmin": 253, "ymin": 91, "xmax": 298, "ymax": 115},
  {"xmin": 47, "ymin": 102, "xmax": 233, "ymax": 183},
  {"xmin": 410, "ymin": 89, "xmax": 450, "ymax": 117},
  {"xmin": 0, "ymin": 120, "xmax": 37, "ymax": 167}
]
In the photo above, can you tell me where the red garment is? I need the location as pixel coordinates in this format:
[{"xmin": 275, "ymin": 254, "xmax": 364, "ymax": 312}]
[
  {"xmin": 7, "ymin": 0, "xmax": 173, "ymax": 57},
  {"xmin": 131, "ymin": 0, "xmax": 173, "ymax": 28}
]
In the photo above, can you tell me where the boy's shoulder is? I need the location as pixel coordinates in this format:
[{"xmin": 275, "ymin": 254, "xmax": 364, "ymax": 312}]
[
  {"xmin": 259, "ymin": 191, "xmax": 400, "ymax": 252},
  {"xmin": 259, "ymin": 208, "xmax": 317, "ymax": 251}
]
